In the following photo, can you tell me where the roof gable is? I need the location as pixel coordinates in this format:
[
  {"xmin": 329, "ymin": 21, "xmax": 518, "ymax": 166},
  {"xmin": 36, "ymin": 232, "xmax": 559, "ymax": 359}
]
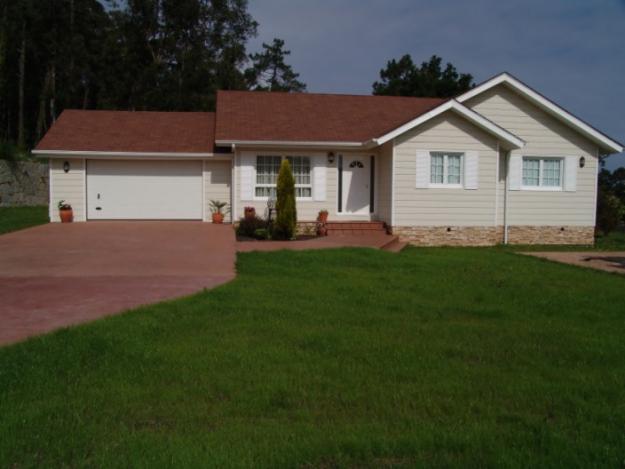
[
  {"xmin": 457, "ymin": 73, "xmax": 623, "ymax": 153},
  {"xmin": 35, "ymin": 110, "xmax": 215, "ymax": 154}
]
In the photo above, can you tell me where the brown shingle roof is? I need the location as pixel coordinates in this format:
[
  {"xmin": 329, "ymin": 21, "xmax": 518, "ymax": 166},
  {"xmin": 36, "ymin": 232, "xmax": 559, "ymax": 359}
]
[
  {"xmin": 36, "ymin": 110, "xmax": 215, "ymax": 153},
  {"xmin": 215, "ymin": 90, "xmax": 445, "ymax": 143}
]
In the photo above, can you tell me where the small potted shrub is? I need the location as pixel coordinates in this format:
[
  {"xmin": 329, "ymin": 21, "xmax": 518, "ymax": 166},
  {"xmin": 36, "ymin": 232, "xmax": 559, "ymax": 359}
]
[
  {"xmin": 209, "ymin": 200, "xmax": 229, "ymax": 224},
  {"xmin": 317, "ymin": 209, "xmax": 329, "ymax": 224},
  {"xmin": 244, "ymin": 206, "xmax": 256, "ymax": 219},
  {"xmin": 58, "ymin": 200, "xmax": 73, "ymax": 223}
]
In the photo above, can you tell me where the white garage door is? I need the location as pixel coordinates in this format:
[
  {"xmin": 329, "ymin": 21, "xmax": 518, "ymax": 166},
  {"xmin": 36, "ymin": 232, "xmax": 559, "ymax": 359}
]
[{"xmin": 87, "ymin": 160, "xmax": 203, "ymax": 220}]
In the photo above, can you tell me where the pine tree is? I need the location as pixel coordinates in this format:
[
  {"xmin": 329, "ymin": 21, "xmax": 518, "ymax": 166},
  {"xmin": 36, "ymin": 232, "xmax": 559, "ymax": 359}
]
[{"xmin": 274, "ymin": 159, "xmax": 297, "ymax": 239}]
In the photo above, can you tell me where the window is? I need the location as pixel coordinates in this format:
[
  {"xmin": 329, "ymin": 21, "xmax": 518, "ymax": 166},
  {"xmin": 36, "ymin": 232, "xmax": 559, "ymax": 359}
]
[
  {"xmin": 430, "ymin": 152, "xmax": 463, "ymax": 186},
  {"xmin": 522, "ymin": 157, "xmax": 562, "ymax": 188},
  {"xmin": 255, "ymin": 155, "xmax": 281, "ymax": 198},
  {"xmin": 255, "ymin": 155, "xmax": 312, "ymax": 199},
  {"xmin": 287, "ymin": 156, "xmax": 312, "ymax": 198}
]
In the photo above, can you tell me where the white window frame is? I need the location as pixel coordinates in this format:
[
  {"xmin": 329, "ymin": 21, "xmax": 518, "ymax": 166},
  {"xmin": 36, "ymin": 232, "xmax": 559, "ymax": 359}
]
[
  {"xmin": 254, "ymin": 154, "xmax": 313, "ymax": 201},
  {"xmin": 521, "ymin": 156, "xmax": 563, "ymax": 191},
  {"xmin": 429, "ymin": 151, "xmax": 464, "ymax": 188}
]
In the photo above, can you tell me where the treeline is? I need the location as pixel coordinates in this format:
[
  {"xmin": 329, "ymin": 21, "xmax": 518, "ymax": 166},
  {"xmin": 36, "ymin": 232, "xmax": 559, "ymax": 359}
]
[{"xmin": 0, "ymin": 0, "xmax": 305, "ymax": 152}]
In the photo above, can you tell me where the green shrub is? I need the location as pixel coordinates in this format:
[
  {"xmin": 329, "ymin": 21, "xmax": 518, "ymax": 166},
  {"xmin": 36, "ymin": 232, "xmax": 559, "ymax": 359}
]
[
  {"xmin": 597, "ymin": 190, "xmax": 625, "ymax": 235},
  {"xmin": 236, "ymin": 216, "xmax": 267, "ymax": 238},
  {"xmin": 253, "ymin": 228, "xmax": 270, "ymax": 240},
  {"xmin": 273, "ymin": 159, "xmax": 297, "ymax": 240}
]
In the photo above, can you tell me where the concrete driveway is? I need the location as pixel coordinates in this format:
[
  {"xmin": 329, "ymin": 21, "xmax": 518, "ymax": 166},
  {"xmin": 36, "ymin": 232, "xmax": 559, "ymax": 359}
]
[{"xmin": 0, "ymin": 222, "xmax": 236, "ymax": 345}]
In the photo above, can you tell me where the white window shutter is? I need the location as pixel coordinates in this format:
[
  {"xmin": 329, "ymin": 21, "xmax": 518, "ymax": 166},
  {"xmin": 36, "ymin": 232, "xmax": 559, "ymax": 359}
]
[
  {"xmin": 464, "ymin": 151, "xmax": 479, "ymax": 190},
  {"xmin": 240, "ymin": 153, "xmax": 255, "ymax": 200},
  {"xmin": 313, "ymin": 156, "xmax": 327, "ymax": 201},
  {"xmin": 508, "ymin": 153, "xmax": 522, "ymax": 191},
  {"xmin": 415, "ymin": 151, "xmax": 430, "ymax": 188},
  {"xmin": 564, "ymin": 156, "xmax": 577, "ymax": 192}
]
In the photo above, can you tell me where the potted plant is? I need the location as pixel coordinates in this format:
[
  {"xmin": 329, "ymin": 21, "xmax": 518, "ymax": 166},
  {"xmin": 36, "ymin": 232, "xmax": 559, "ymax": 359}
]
[
  {"xmin": 58, "ymin": 200, "xmax": 73, "ymax": 223},
  {"xmin": 317, "ymin": 209, "xmax": 329, "ymax": 224},
  {"xmin": 209, "ymin": 200, "xmax": 229, "ymax": 224},
  {"xmin": 244, "ymin": 206, "xmax": 256, "ymax": 219}
]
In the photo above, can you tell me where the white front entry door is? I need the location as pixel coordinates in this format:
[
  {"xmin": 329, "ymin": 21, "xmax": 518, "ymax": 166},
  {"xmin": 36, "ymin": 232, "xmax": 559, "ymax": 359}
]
[
  {"xmin": 342, "ymin": 155, "xmax": 370, "ymax": 214},
  {"xmin": 87, "ymin": 160, "xmax": 203, "ymax": 220}
]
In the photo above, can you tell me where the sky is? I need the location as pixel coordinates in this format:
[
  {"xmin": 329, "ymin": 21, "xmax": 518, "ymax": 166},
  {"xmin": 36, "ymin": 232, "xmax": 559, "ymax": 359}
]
[{"xmin": 247, "ymin": 0, "xmax": 625, "ymax": 169}]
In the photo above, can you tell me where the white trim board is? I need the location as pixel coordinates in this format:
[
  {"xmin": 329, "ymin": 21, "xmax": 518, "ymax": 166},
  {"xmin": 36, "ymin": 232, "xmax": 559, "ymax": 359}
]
[
  {"xmin": 456, "ymin": 72, "xmax": 624, "ymax": 154},
  {"xmin": 373, "ymin": 100, "xmax": 525, "ymax": 150},
  {"xmin": 215, "ymin": 139, "xmax": 367, "ymax": 149},
  {"xmin": 33, "ymin": 150, "xmax": 218, "ymax": 158}
]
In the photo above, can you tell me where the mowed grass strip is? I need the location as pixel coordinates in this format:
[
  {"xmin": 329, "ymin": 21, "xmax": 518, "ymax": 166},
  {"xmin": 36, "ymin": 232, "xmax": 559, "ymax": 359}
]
[
  {"xmin": 0, "ymin": 206, "xmax": 48, "ymax": 235},
  {"xmin": 1, "ymin": 247, "xmax": 624, "ymax": 467}
]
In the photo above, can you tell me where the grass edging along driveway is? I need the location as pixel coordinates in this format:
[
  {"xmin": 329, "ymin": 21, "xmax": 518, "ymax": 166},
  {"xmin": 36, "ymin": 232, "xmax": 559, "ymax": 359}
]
[
  {"xmin": 2, "ymin": 246, "xmax": 625, "ymax": 467},
  {"xmin": 0, "ymin": 206, "xmax": 48, "ymax": 235}
]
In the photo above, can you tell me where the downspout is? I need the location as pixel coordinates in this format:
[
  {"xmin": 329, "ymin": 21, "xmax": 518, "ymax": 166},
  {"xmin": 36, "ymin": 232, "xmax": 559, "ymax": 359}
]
[
  {"xmin": 503, "ymin": 151, "xmax": 510, "ymax": 244},
  {"xmin": 231, "ymin": 143, "xmax": 236, "ymax": 223}
]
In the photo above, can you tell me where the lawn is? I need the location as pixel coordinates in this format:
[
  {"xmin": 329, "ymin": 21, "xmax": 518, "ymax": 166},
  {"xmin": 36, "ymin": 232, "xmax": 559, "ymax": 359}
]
[
  {"xmin": 0, "ymin": 205, "xmax": 48, "ymax": 234},
  {"xmin": 1, "ymin": 247, "xmax": 625, "ymax": 467}
]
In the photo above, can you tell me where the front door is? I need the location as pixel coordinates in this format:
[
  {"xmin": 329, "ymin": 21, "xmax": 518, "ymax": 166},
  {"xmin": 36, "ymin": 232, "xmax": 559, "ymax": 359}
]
[{"xmin": 342, "ymin": 155, "xmax": 371, "ymax": 214}]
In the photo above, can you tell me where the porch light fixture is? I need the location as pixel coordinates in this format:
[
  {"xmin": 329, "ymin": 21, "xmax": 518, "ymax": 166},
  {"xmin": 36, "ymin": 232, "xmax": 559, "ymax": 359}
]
[
  {"xmin": 63, "ymin": 161, "xmax": 70, "ymax": 173},
  {"xmin": 327, "ymin": 152, "xmax": 335, "ymax": 164},
  {"xmin": 579, "ymin": 156, "xmax": 586, "ymax": 168}
]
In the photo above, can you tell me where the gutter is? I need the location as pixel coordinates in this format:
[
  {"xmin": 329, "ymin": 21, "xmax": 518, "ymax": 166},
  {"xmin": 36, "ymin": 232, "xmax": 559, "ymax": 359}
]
[{"xmin": 32, "ymin": 150, "xmax": 217, "ymax": 158}]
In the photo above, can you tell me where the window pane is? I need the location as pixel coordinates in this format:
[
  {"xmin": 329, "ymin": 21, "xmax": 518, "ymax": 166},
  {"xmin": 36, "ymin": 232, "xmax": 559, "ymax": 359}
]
[
  {"xmin": 288, "ymin": 156, "xmax": 312, "ymax": 197},
  {"xmin": 256, "ymin": 156, "xmax": 281, "ymax": 196},
  {"xmin": 523, "ymin": 158, "xmax": 540, "ymax": 186},
  {"xmin": 430, "ymin": 154, "xmax": 444, "ymax": 184},
  {"xmin": 447, "ymin": 155, "xmax": 461, "ymax": 184},
  {"xmin": 542, "ymin": 159, "xmax": 561, "ymax": 186}
]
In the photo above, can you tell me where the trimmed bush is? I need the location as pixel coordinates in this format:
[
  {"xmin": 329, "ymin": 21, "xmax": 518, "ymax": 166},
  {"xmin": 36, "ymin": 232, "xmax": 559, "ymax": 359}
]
[
  {"xmin": 273, "ymin": 159, "xmax": 297, "ymax": 240},
  {"xmin": 236, "ymin": 216, "xmax": 267, "ymax": 238}
]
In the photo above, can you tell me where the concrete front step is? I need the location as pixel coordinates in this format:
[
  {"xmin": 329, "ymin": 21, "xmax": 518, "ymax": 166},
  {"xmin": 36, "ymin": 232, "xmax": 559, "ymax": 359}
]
[{"xmin": 380, "ymin": 236, "xmax": 408, "ymax": 252}]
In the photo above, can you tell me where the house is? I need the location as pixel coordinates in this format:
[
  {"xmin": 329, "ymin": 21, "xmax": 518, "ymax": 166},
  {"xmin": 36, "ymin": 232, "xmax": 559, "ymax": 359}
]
[{"xmin": 33, "ymin": 73, "xmax": 623, "ymax": 246}]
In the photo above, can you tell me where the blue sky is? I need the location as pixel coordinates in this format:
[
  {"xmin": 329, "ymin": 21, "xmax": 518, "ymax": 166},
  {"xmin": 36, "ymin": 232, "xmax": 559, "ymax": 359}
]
[{"xmin": 247, "ymin": 0, "xmax": 625, "ymax": 169}]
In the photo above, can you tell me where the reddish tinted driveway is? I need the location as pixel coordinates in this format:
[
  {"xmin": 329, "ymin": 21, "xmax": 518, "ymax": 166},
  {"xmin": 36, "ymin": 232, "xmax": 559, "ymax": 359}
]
[{"xmin": 0, "ymin": 222, "xmax": 235, "ymax": 345}]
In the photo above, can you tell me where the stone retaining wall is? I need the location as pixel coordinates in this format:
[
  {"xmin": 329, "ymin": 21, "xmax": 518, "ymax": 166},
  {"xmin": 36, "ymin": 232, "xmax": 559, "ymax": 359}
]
[{"xmin": 0, "ymin": 160, "xmax": 49, "ymax": 207}]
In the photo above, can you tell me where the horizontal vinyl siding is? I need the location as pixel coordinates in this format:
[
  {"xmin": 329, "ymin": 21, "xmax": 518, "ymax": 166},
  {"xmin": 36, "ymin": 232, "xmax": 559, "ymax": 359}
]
[
  {"xmin": 204, "ymin": 160, "xmax": 232, "ymax": 222},
  {"xmin": 393, "ymin": 111, "xmax": 499, "ymax": 226},
  {"xmin": 376, "ymin": 141, "xmax": 393, "ymax": 224},
  {"xmin": 235, "ymin": 149, "xmax": 374, "ymax": 222},
  {"xmin": 466, "ymin": 85, "xmax": 598, "ymax": 226},
  {"xmin": 50, "ymin": 158, "xmax": 85, "ymax": 221}
]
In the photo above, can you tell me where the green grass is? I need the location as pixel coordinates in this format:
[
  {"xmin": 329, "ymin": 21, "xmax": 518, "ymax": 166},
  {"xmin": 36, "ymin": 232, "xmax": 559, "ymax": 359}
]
[
  {"xmin": 0, "ymin": 205, "xmax": 48, "ymax": 234},
  {"xmin": 1, "ymin": 247, "xmax": 625, "ymax": 467}
]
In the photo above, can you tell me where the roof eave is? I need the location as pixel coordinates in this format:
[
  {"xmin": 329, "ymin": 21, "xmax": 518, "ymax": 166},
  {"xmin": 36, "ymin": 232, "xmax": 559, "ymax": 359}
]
[
  {"xmin": 32, "ymin": 149, "xmax": 217, "ymax": 158},
  {"xmin": 214, "ymin": 139, "xmax": 367, "ymax": 149}
]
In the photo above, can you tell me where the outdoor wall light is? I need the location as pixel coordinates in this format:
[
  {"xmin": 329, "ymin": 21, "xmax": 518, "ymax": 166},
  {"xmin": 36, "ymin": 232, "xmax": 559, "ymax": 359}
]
[
  {"xmin": 63, "ymin": 161, "xmax": 70, "ymax": 173},
  {"xmin": 579, "ymin": 156, "xmax": 586, "ymax": 168},
  {"xmin": 327, "ymin": 152, "xmax": 335, "ymax": 164}
]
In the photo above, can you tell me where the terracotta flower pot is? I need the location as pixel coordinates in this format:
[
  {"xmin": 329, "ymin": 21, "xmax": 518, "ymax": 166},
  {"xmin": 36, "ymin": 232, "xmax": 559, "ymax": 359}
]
[
  {"xmin": 317, "ymin": 211, "xmax": 329, "ymax": 224},
  {"xmin": 59, "ymin": 208, "xmax": 73, "ymax": 223},
  {"xmin": 212, "ymin": 212, "xmax": 224, "ymax": 224},
  {"xmin": 244, "ymin": 207, "xmax": 256, "ymax": 219}
]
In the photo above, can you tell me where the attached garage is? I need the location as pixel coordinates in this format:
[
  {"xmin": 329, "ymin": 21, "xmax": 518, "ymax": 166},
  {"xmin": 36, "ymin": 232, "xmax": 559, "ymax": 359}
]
[{"xmin": 86, "ymin": 160, "xmax": 203, "ymax": 220}]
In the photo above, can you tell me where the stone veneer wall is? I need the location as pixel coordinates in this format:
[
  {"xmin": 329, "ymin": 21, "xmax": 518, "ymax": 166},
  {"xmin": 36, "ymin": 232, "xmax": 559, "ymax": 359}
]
[
  {"xmin": 392, "ymin": 226, "xmax": 503, "ymax": 246},
  {"xmin": 0, "ymin": 160, "xmax": 49, "ymax": 207},
  {"xmin": 393, "ymin": 225, "xmax": 595, "ymax": 246},
  {"xmin": 507, "ymin": 226, "xmax": 594, "ymax": 245}
]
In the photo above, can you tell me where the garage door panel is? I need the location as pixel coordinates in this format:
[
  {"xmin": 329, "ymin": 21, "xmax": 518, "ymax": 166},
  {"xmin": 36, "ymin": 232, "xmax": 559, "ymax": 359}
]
[{"xmin": 87, "ymin": 160, "xmax": 203, "ymax": 220}]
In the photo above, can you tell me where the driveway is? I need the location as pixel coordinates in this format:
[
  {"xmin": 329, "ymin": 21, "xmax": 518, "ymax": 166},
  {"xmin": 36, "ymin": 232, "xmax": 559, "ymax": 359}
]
[{"xmin": 0, "ymin": 222, "xmax": 236, "ymax": 345}]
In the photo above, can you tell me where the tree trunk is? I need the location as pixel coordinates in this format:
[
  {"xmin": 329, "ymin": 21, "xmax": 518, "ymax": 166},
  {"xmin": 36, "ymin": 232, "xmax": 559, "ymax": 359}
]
[
  {"xmin": 50, "ymin": 62, "xmax": 56, "ymax": 123},
  {"xmin": 17, "ymin": 22, "xmax": 25, "ymax": 148}
]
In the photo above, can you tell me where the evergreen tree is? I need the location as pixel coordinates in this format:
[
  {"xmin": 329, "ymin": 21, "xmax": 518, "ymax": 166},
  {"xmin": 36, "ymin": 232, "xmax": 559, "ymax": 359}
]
[
  {"xmin": 245, "ymin": 38, "xmax": 306, "ymax": 92},
  {"xmin": 373, "ymin": 54, "xmax": 474, "ymax": 98},
  {"xmin": 274, "ymin": 159, "xmax": 297, "ymax": 239}
]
